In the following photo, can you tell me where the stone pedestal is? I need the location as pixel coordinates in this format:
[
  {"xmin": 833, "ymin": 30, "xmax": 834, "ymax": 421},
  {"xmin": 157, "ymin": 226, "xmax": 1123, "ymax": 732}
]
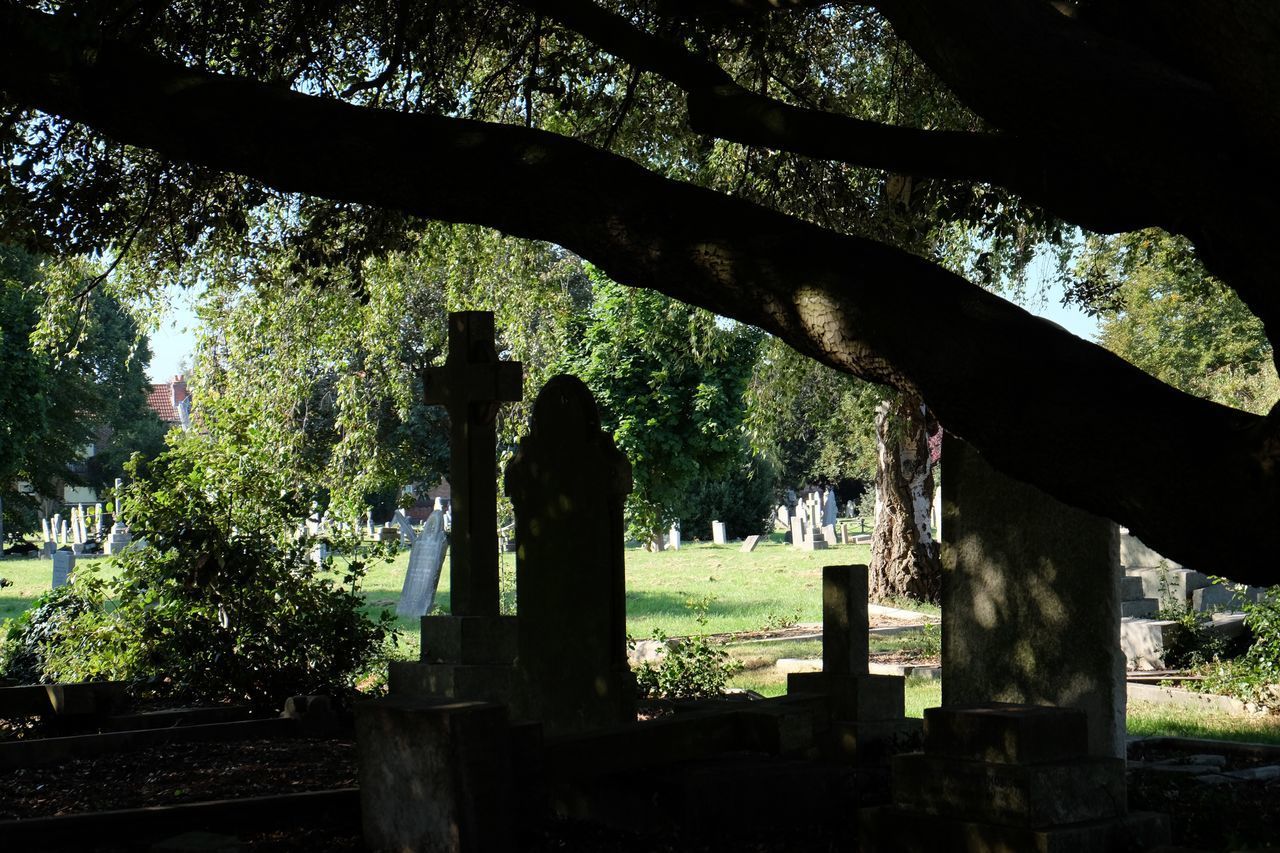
[
  {"xmin": 858, "ymin": 704, "xmax": 1169, "ymax": 852},
  {"xmin": 355, "ymin": 697, "xmax": 514, "ymax": 852},
  {"xmin": 389, "ymin": 615, "xmax": 518, "ymax": 706},
  {"xmin": 104, "ymin": 523, "xmax": 132, "ymax": 556}
]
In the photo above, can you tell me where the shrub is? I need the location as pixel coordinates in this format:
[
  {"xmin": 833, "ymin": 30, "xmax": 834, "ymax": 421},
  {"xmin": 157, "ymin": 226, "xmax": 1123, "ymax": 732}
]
[
  {"xmin": 678, "ymin": 454, "xmax": 777, "ymax": 541},
  {"xmin": 632, "ymin": 597, "xmax": 742, "ymax": 700},
  {"xmin": 1202, "ymin": 586, "xmax": 1280, "ymax": 710},
  {"xmin": 0, "ymin": 582, "xmax": 111, "ymax": 684},
  {"xmin": 44, "ymin": 433, "xmax": 398, "ymax": 710}
]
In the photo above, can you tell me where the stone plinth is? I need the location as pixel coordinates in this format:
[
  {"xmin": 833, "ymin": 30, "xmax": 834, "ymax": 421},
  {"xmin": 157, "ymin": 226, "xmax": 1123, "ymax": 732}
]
[
  {"xmin": 355, "ymin": 697, "xmax": 513, "ymax": 852},
  {"xmin": 858, "ymin": 703, "xmax": 1169, "ymax": 852},
  {"xmin": 390, "ymin": 615, "xmax": 517, "ymax": 705},
  {"xmin": 941, "ymin": 436, "xmax": 1125, "ymax": 758}
]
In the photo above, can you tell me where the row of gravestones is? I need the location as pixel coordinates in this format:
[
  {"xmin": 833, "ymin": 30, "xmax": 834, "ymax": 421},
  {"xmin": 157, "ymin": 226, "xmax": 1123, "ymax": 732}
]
[
  {"xmin": 1118, "ymin": 529, "xmax": 1268, "ymax": 669},
  {"xmin": 352, "ymin": 313, "xmax": 1170, "ymax": 852}
]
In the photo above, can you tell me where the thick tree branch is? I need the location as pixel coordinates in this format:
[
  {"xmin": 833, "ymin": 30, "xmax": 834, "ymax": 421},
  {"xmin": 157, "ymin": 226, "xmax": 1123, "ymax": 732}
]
[{"xmin": 2, "ymin": 6, "xmax": 1279, "ymax": 584}]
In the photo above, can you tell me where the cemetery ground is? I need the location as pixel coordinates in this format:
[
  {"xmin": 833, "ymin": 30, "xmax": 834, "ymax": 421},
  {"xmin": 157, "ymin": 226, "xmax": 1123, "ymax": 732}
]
[{"xmin": 1, "ymin": 537, "xmax": 1279, "ymax": 851}]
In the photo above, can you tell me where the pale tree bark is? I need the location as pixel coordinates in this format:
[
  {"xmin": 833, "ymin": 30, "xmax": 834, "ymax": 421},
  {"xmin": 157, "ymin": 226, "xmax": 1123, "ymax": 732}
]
[{"xmin": 870, "ymin": 394, "xmax": 940, "ymax": 604}]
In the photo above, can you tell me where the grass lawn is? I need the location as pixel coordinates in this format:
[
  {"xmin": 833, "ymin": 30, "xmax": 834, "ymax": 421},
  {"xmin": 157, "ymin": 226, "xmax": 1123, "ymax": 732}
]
[{"xmin": 6, "ymin": 540, "xmax": 1280, "ymax": 744}]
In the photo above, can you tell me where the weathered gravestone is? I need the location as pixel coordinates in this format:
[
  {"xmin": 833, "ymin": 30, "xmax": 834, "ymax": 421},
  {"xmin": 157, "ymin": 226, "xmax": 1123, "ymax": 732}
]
[
  {"xmin": 391, "ymin": 509, "xmax": 416, "ymax": 547},
  {"xmin": 668, "ymin": 523, "xmax": 681, "ymax": 551},
  {"xmin": 939, "ymin": 435, "xmax": 1125, "ymax": 759},
  {"xmin": 506, "ymin": 374, "xmax": 636, "ymax": 735},
  {"xmin": 711, "ymin": 520, "xmax": 727, "ymax": 545},
  {"xmin": 740, "ymin": 534, "xmax": 761, "ymax": 553},
  {"xmin": 396, "ymin": 510, "xmax": 449, "ymax": 619},
  {"xmin": 52, "ymin": 551, "xmax": 74, "ymax": 588}
]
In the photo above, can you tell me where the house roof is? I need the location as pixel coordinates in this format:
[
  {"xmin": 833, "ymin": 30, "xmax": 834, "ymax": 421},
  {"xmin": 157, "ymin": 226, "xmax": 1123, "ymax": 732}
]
[{"xmin": 147, "ymin": 375, "xmax": 190, "ymax": 424}]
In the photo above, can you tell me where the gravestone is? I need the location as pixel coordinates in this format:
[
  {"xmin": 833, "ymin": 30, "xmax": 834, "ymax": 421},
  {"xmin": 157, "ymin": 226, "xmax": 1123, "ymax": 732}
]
[
  {"xmin": 822, "ymin": 488, "xmax": 838, "ymax": 527},
  {"xmin": 422, "ymin": 311, "xmax": 522, "ymax": 617},
  {"xmin": 788, "ymin": 564, "xmax": 907, "ymax": 761},
  {"xmin": 668, "ymin": 523, "xmax": 681, "ymax": 551},
  {"xmin": 791, "ymin": 515, "xmax": 806, "ymax": 550},
  {"xmin": 740, "ymin": 534, "xmax": 761, "ymax": 553},
  {"xmin": 397, "ymin": 510, "xmax": 449, "ymax": 618},
  {"xmin": 941, "ymin": 435, "xmax": 1125, "ymax": 758},
  {"xmin": 711, "ymin": 520, "xmax": 727, "ymax": 545},
  {"xmin": 52, "ymin": 551, "xmax": 74, "ymax": 588},
  {"xmin": 391, "ymin": 510, "xmax": 416, "ymax": 547},
  {"xmin": 388, "ymin": 311, "xmax": 522, "ymax": 704},
  {"xmin": 506, "ymin": 374, "xmax": 636, "ymax": 735}
]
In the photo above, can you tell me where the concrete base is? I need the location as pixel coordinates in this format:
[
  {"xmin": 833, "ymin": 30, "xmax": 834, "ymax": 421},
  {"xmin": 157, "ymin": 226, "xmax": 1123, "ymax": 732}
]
[
  {"xmin": 787, "ymin": 671, "xmax": 905, "ymax": 721},
  {"xmin": 355, "ymin": 697, "xmax": 513, "ymax": 853},
  {"xmin": 858, "ymin": 805, "xmax": 1170, "ymax": 852},
  {"xmin": 389, "ymin": 660, "xmax": 516, "ymax": 706},
  {"xmin": 419, "ymin": 615, "xmax": 517, "ymax": 665}
]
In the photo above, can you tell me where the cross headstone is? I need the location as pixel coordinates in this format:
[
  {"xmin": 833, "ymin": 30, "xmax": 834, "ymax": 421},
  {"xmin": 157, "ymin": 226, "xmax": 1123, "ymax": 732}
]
[
  {"xmin": 391, "ymin": 510, "xmax": 416, "ymax": 547},
  {"xmin": 397, "ymin": 510, "xmax": 449, "ymax": 618},
  {"xmin": 422, "ymin": 311, "xmax": 522, "ymax": 617},
  {"xmin": 506, "ymin": 374, "xmax": 635, "ymax": 734}
]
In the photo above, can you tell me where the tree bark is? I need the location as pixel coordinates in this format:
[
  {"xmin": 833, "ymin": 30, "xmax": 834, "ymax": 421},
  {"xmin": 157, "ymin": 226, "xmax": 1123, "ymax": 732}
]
[
  {"xmin": 870, "ymin": 394, "xmax": 939, "ymax": 603},
  {"xmin": 1, "ymin": 7, "xmax": 1279, "ymax": 584}
]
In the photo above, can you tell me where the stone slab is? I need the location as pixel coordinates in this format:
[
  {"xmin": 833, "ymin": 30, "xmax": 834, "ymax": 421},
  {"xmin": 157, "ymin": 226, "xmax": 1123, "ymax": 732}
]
[
  {"xmin": 419, "ymin": 615, "xmax": 517, "ymax": 665},
  {"xmin": 858, "ymin": 805, "xmax": 1170, "ymax": 853},
  {"xmin": 787, "ymin": 671, "xmax": 904, "ymax": 722},
  {"xmin": 1128, "ymin": 568, "xmax": 1210, "ymax": 605},
  {"xmin": 1120, "ymin": 618, "xmax": 1179, "ymax": 669},
  {"xmin": 388, "ymin": 660, "xmax": 515, "ymax": 706},
  {"xmin": 823, "ymin": 564, "xmax": 869, "ymax": 676},
  {"xmin": 739, "ymin": 535, "xmax": 761, "ymax": 553},
  {"xmin": 1119, "ymin": 598, "xmax": 1158, "ymax": 618},
  {"xmin": 922, "ymin": 704, "xmax": 1089, "ymax": 766},
  {"xmin": 1119, "ymin": 576, "xmax": 1146, "ymax": 601},
  {"xmin": 1191, "ymin": 584, "xmax": 1249, "ymax": 613},
  {"xmin": 891, "ymin": 752, "xmax": 1126, "ymax": 826},
  {"xmin": 1119, "ymin": 532, "xmax": 1180, "ymax": 570},
  {"xmin": 355, "ymin": 697, "xmax": 512, "ymax": 853}
]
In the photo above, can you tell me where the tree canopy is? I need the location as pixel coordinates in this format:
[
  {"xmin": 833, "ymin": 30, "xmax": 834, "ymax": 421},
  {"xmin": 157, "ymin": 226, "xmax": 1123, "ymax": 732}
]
[{"xmin": 1, "ymin": 2, "xmax": 1278, "ymax": 583}]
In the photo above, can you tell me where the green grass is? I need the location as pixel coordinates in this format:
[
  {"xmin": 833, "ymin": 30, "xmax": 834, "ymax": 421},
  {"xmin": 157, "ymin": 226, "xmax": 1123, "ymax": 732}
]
[{"xmin": 1127, "ymin": 702, "xmax": 1280, "ymax": 745}]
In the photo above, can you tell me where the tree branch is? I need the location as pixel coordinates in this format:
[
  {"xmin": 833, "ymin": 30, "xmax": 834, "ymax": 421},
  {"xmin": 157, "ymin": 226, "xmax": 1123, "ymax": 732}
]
[{"xmin": 2, "ymin": 5, "xmax": 1279, "ymax": 584}]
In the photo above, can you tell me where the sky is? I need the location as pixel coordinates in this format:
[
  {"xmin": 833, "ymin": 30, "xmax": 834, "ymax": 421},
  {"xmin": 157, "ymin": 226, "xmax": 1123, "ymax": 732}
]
[{"xmin": 142, "ymin": 272, "xmax": 1100, "ymax": 383}]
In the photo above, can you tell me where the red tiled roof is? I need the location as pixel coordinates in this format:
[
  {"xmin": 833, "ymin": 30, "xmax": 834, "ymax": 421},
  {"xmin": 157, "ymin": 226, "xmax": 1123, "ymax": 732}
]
[{"xmin": 147, "ymin": 376, "xmax": 190, "ymax": 424}]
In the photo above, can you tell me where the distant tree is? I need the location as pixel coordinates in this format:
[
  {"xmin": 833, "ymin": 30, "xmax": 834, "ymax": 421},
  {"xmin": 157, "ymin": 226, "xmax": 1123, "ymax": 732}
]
[
  {"xmin": 569, "ymin": 271, "xmax": 762, "ymax": 543},
  {"xmin": 1, "ymin": 247, "xmax": 156, "ymax": 540}
]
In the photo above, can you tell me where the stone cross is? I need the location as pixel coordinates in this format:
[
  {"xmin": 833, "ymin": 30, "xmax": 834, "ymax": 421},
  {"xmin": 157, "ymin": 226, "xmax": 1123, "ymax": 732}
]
[{"xmin": 423, "ymin": 312, "xmax": 522, "ymax": 617}]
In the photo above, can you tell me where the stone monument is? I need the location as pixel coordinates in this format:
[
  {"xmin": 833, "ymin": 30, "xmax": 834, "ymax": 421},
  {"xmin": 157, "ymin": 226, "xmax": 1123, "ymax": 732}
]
[
  {"xmin": 506, "ymin": 374, "xmax": 636, "ymax": 735},
  {"xmin": 397, "ymin": 510, "xmax": 449, "ymax": 618}
]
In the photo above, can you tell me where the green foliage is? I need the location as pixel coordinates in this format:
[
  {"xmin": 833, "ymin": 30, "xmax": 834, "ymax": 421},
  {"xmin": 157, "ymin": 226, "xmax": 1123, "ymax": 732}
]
[
  {"xmin": 1201, "ymin": 586, "xmax": 1280, "ymax": 711},
  {"xmin": 0, "ymin": 582, "xmax": 112, "ymax": 684},
  {"xmin": 39, "ymin": 431, "xmax": 398, "ymax": 709},
  {"xmin": 744, "ymin": 335, "xmax": 880, "ymax": 491},
  {"xmin": 568, "ymin": 270, "xmax": 762, "ymax": 541},
  {"xmin": 678, "ymin": 452, "xmax": 777, "ymax": 541},
  {"xmin": 1, "ymin": 246, "xmax": 161, "ymax": 535},
  {"xmin": 1081, "ymin": 230, "xmax": 1276, "ymax": 414},
  {"xmin": 633, "ymin": 597, "xmax": 743, "ymax": 701},
  {"xmin": 1153, "ymin": 566, "xmax": 1229, "ymax": 669}
]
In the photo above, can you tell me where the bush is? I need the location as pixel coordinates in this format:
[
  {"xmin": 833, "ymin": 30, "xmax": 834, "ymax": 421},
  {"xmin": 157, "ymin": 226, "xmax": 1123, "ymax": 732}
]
[
  {"xmin": 1202, "ymin": 586, "xmax": 1280, "ymax": 710},
  {"xmin": 678, "ymin": 454, "xmax": 777, "ymax": 541},
  {"xmin": 632, "ymin": 597, "xmax": 742, "ymax": 700},
  {"xmin": 0, "ymin": 582, "xmax": 111, "ymax": 684},
  {"xmin": 37, "ymin": 433, "xmax": 398, "ymax": 710}
]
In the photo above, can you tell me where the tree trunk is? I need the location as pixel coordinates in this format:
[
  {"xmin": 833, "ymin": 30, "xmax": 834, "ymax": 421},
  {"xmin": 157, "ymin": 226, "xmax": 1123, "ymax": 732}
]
[{"xmin": 870, "ymin": 393, "xmax": 940, "ymax": 603}]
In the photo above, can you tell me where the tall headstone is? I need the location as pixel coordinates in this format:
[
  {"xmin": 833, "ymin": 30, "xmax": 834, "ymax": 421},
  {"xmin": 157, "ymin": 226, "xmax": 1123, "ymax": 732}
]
[
  {"xmin": 94, "ymin": 503, "xmax": 103, "ymax": 537},
  {"xmin": 506, "ymin": 375, "xmax": 636, "ymax": 735},
  {"xmin": 422, "ymin": 311, "xmax": 522, "ymax": 618},
  {"xmin": 941, "ymin": 435, "xmax": 1125, "ymax": 758},
  {"xmin": 822, "ymin": 488, "xmax": 838, "ymax": 527},
  {"xmin": 711, "ymin": 520, "xmax": 727, "ymax": 545},
  {"xmin": 52, "ymin": 551, "xmax": 74, "ymax": 588},
  {"xmin": 791, "ymin": 515, "xmax": 805, "ymax": 550},
  {"xmin": 389, "ymin": 311, "xmax": 522, "ymax": 705},
  {"xmin": 668, "ymin": 523, "xmax": 681, "ymax": 551},
  {"xmin": 397, "ymin": 511, "xmax": 449, "ymax": 618}
]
